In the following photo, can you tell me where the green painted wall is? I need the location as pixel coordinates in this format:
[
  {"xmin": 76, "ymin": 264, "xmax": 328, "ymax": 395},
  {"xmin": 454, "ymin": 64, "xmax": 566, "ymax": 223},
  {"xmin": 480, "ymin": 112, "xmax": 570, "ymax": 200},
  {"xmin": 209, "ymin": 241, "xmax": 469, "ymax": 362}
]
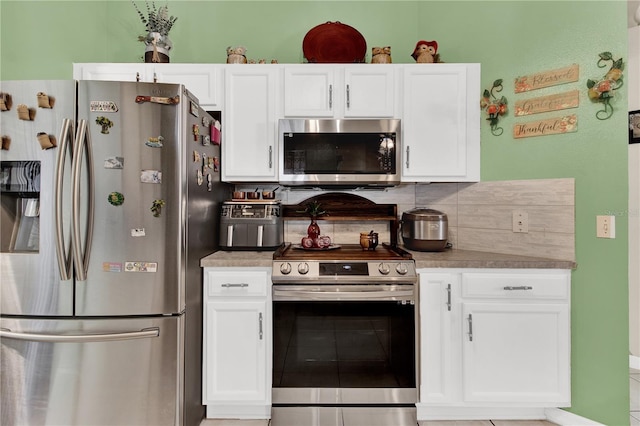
[{"xmin": 0, "ymin": 1, "xmax": 630, "ymax": 424}]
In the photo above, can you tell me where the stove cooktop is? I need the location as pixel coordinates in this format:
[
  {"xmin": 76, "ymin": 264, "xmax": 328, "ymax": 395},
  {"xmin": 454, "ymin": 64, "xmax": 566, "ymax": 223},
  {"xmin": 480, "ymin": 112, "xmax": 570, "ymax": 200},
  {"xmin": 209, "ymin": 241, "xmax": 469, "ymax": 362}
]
[{"xmin": 273, "ymin": 243, "xmax": 413, "ymax": 261}]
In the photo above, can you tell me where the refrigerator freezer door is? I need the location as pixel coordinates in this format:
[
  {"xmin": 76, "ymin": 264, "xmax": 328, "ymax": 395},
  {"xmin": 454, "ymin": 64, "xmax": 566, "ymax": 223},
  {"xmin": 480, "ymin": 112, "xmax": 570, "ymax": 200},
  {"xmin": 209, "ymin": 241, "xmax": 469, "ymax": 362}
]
[
  {"xmin": 75, "ymin": 81, "xmax": 188, "ymax": 316},
  {"xmin": 0, "ymin": 80, "xmax": 76, "ymax": 316},
  {"xmin": 0, "ymin": 315, "xmax": 183, "ymax": 426}
]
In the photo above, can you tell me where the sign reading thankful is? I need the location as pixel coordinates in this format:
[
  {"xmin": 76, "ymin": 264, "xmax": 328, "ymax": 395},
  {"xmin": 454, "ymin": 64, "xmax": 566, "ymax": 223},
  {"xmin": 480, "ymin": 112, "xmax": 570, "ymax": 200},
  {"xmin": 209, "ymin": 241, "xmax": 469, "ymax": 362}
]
[
  {"xmin": 514, "ymin": 64, "xmax": 579, "ymax": 93},
  {"xmin": 513, "ymin": 115, "xmax": 578, "ymax": 139},
  {"xmin": 514, "ymin": 90, "xmax": 580, "ymax": 116}
]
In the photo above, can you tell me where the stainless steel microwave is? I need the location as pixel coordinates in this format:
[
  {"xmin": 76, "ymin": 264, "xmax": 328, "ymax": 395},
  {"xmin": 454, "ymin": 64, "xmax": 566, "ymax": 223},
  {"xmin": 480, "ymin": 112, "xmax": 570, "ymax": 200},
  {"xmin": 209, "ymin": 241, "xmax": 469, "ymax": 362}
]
[{"xmin": 278, "ymin": 118, "xmax": 401, "ymax": 187}]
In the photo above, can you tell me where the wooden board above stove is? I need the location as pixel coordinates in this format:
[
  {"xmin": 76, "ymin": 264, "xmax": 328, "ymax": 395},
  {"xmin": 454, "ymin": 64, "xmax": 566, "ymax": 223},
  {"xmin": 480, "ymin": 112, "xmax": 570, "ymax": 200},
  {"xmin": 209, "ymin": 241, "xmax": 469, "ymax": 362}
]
[
  {"xmin": 282, "ymin": 193, "xmax": 397, "ymax": 221},
  {"xmin": 282, "ymin": 193, "xmax": 399, "ymax": 245}
]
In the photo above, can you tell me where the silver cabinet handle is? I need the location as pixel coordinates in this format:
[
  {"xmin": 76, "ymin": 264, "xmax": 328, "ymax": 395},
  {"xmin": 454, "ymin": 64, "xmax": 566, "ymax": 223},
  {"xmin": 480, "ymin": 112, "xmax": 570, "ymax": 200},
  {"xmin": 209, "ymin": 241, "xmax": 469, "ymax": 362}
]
[
  {"xmin": 0, "ymin": 327, "xmax": 159, "ymax": 343},
  {"xmin": 221, "ymin": 283, "xmax": 249, "ymax": 288},
  {"xmin": 503, "ymin": 286, "xmax": 533, "ymax": 291},
  {"xmin": 446, "ymin": 283, "xmax": 452, "ymax": 311},
  {"xmin": 259, "ymin": 312, "xmax": 263, "ymax": 340},
  {"xmin": 467, "ymin": 314, "xmax": 473, "ymax": 341},
  {"xmin": 55, "ymin": 118, "xmax": 74, "ymax": 281},
  {"xmin": 329, "ymin": 84, "xmax": 333, "ymax": 109},
  {"xmin": 405, "ymin": 146, "xmax": 410, "ymax": 168},
  {"xmin": 257, "ymin": 225, "xmax": 264, "ymax": 247},
  {"xmin": 346, "ymin": 84, "xmax": 350, "ymax": 108},
  {"xmin": 268, "ymin": 145, "xmax": 273, "ymax": 169}
]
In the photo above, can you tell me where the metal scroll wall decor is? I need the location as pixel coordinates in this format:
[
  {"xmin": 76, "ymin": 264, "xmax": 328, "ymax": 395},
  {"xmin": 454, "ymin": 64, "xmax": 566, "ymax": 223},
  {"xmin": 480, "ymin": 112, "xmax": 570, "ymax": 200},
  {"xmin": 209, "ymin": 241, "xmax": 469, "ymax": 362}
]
[
  {"xmin": 586, "ymin": 52, "xmax": 624, "ymax": 120},
  {"xmin": 480, "ymin": 79, "xmax": 508, "ymax": 136}
]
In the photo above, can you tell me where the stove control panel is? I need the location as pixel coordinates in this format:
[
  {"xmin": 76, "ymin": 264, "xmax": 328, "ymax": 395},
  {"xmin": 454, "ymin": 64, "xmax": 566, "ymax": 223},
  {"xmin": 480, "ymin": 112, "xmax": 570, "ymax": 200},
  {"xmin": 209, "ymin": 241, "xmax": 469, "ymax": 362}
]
[{"xmin": 272, "ymin": 260, "xmax": 416, "ymax": 282}]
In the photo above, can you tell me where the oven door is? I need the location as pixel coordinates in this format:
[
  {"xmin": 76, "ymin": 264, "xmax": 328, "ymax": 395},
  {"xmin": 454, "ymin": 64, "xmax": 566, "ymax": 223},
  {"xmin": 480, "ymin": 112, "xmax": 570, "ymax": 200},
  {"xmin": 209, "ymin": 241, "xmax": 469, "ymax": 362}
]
[{"xmin": 272, "ymin": 284, "xmax": 417, "ymax": 406}]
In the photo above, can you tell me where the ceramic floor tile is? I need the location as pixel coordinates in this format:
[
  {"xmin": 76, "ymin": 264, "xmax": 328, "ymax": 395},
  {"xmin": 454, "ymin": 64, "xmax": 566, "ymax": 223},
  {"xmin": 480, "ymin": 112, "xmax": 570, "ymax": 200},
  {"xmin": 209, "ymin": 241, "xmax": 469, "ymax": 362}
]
[
  {"xmin": 417, "ymin": 422, "xmax": 492, "ymax": 426},
  {"xmin": 200, "ymin": 420, "xmax": 270, "ymax": 426}
]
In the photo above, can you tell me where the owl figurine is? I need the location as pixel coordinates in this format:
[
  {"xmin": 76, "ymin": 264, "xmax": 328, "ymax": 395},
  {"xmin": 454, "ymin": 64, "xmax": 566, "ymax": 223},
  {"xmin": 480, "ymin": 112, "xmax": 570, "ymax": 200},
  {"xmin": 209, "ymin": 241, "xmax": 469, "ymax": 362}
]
[
  {"xmin": 226, "ymin": 46, "xmax": 247, "ymax": 64},
  {"xmin": 411, "ymin": 40, "xmax": 439, "ymax": 63},
  {"xmin": 371, "ymin": 46, "xmax": 392, "ymax": 64}
]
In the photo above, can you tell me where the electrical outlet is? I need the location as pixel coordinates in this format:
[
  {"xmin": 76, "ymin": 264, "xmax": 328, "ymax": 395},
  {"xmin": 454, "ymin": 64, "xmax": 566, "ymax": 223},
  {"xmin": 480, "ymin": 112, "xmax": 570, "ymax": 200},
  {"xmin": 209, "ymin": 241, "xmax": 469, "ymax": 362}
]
[
  {"xmin": 512, "ymin": 210, "xmax": 529, "ymax": 233},
  {"xmin": 596, "ymin": 215, "xmax": 616, "ymax": 238}
]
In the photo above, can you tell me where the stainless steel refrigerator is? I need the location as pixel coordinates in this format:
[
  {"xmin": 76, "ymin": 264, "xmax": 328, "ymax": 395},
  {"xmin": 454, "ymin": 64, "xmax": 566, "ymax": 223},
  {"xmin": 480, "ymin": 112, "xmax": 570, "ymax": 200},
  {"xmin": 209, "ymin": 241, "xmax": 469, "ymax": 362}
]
[{"xmin": 0, "ymin": 80, "xmax": 229, "ymax": 425}]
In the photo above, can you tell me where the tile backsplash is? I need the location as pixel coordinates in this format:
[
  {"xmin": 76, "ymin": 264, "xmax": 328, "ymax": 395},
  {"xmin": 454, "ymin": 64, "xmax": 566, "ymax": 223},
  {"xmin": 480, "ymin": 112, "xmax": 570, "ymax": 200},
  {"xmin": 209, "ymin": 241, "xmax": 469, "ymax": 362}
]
[{"xmin": 235, "ymin": 178, "xmax": 575, "ymax": 261}]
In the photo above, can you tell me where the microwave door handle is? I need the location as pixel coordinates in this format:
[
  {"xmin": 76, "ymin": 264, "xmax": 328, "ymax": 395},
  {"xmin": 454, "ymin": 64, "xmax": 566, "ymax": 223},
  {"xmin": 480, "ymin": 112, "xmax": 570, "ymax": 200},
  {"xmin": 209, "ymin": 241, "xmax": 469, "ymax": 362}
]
[
  {"xmin": 257, "ymin": 225, "xmax": 263, "ymax": 247},
  {"xmin": 71, "ymin": 119, "xmax": 95, "ymax": 281},
  {"xmin": 227, "ymin": 225, "xmax": 234, "ymax": 247},
  {"xmin": 54, "ymin": 118, "xmax": 74, "ymax": 281}
]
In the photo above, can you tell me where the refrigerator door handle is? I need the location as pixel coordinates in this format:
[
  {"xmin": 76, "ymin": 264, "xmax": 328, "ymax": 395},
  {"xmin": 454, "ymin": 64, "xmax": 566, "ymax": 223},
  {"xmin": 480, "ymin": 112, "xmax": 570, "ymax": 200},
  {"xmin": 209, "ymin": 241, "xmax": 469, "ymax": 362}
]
[
  {"xmin": 71, "ymin": 119, "xmax": 95, "ymax": 281},
  {"xmin": 0, "ymin": 327, "xmax": 159, "ymax": 343},
  {"xmin": 55, "ymin": 118, "xmax": 74, "ymax": 281}
]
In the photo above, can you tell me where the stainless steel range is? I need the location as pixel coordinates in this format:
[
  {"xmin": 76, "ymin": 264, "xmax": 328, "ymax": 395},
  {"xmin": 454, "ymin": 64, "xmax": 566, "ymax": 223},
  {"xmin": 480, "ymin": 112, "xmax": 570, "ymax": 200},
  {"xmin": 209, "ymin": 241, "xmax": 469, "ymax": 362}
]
[{"xmin": 271, "ymin": 243, "xmax": 418, "ymax": 407}]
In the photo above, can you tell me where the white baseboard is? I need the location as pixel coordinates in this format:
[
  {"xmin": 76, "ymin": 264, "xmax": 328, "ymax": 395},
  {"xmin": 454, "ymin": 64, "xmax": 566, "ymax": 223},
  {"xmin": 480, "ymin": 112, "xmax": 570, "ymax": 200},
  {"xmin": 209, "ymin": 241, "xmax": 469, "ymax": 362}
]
[
  {"xmin": 631, "ymin": 354, "xmax": 640, "ymax": 370},
  {"xmin": 544, "ymin": 408, "xmax": 605, "ymax": 425}
]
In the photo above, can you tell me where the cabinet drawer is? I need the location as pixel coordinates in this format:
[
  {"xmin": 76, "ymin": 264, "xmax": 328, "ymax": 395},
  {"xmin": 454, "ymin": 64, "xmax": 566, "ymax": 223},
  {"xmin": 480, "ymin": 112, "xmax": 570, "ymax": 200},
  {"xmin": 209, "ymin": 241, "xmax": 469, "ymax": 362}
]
[
  {"xmin": 206, "ymin": 270, "xmax": 268, "ymax": 297},
  {"xmin": 461, "ymin": 271, "xmax": 569, "ymax": 300}
]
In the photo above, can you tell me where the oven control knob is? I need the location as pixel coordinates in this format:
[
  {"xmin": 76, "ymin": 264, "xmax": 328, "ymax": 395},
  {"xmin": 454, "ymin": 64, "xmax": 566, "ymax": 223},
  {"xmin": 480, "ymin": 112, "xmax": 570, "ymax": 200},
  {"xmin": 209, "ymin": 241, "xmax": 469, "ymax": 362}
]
[
  {"xmin": 378, "ymin": 263, "xmax": 391, "ymax": 275},
  {"xmin": 396, "ymin": 263, "xmax": 409, "ymax": 275},
  {"xmin": 297, "ymin": 262, "xmax": 310, "ymax": 275},
  {"xmin": 279, "ymin": 262, "xmax": 292, "ymax": 275}
]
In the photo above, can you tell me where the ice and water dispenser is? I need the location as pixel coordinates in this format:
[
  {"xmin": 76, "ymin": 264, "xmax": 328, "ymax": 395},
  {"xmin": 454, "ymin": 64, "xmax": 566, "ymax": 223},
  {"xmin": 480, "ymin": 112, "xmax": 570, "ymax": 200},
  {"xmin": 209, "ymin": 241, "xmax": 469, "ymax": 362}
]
[{"xmin": 0, "ymin": 161, "xmax": 41, "ymax": 252}]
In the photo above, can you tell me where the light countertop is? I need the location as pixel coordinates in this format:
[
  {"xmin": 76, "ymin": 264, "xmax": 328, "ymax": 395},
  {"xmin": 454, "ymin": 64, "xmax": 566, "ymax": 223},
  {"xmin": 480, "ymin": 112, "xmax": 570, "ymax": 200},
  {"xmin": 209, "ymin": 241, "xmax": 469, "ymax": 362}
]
[{"xmin": 200, "ymin": 246, "xmax": 577, "ymax": 270}]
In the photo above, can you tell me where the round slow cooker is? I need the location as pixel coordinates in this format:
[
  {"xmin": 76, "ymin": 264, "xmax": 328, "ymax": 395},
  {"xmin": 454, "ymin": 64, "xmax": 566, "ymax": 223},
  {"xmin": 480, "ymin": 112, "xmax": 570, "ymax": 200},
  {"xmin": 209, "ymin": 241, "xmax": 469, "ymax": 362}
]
[{"xmin": 401, "ymin": 208, "xmax": 449, "ymax": 251}]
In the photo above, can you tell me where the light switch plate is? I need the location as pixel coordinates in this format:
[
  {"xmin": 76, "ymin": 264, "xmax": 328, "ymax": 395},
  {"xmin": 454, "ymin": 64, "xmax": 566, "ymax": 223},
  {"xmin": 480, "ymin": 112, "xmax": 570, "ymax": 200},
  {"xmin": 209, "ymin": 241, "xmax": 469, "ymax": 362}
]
[{"xmin": 596, "ymin": 215, "xmax": 615, "ymax": 238}]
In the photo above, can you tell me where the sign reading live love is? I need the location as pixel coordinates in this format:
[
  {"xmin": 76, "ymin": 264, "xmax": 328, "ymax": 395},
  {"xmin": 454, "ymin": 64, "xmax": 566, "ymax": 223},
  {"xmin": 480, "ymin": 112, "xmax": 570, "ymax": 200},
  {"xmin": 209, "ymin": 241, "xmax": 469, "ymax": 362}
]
[{"xmin": 513, "ymin": 64, "xmax": 580, "ymax": 139}]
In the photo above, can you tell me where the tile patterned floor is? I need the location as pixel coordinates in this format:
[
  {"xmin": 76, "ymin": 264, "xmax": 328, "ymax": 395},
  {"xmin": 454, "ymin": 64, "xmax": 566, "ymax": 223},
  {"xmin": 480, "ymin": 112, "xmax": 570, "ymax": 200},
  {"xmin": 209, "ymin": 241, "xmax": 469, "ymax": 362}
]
[{"xmin": 201, "ymin": 368, "xmax": 640, "ymax": 426}]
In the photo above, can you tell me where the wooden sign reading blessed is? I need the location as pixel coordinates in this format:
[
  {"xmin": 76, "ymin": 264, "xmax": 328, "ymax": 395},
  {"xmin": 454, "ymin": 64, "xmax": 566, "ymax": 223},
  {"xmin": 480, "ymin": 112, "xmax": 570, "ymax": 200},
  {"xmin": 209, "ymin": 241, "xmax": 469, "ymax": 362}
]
[
  {"xmin": 513, "ymin": 115, "xmax": 578, "ymax": 139},
  {"xmin": 514, "ymin": 90, "xmax": 580, "ymax": 116},
  {"xmin": 514, "ymin": 64, "xmax": 579, "ymax": 93}
]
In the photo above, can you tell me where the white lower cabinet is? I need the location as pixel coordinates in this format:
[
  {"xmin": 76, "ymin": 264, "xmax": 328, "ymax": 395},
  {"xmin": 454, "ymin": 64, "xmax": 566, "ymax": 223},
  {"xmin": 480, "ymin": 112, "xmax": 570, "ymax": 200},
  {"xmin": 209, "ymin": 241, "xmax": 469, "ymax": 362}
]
[
  {"xmin": 203, "ymin": 268, "xmax": 272, "ymax": 419},
  {"xmin": 417, "ymin": 268, "xmax": 571, "ymax": 420}
]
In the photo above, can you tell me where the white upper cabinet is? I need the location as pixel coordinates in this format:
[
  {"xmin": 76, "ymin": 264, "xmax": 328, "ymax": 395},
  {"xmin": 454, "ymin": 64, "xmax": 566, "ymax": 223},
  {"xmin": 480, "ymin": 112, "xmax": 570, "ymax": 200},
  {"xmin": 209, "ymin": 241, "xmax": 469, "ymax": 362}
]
[
  {"xmin": 223, "ymin": 66, "xmax": 279, "ymax": 182},
  {"xmin": 401, "ymin": 63, "xmax": 480, "ymax": 182},
  {"xmin": 73, "ymin": 63, "xmax": 222, "ymax": 109},
  {"xmin": 283, "ymin": 64, "xmax": 396, "ymax": 118}
]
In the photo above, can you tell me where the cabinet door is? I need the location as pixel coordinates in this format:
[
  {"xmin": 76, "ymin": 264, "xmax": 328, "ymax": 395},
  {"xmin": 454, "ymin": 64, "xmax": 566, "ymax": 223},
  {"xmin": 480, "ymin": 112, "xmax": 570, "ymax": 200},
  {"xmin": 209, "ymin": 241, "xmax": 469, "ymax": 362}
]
[
  {"xmin": 401, "ymin": 64, "xmax": 480, "ymax": 182},
  {"xmin": 153, "ymin": 64, "xmax": 222, "ymax": 109},
  {"xmin": 283, "ymin": 66, "xmax": 336, "ymax": 117},
  {"xmin": 204, "ymin": 299, "xmax": 267, "ymax": 403},
  {"xmin": 73, "ymin": 63, "xmax": 150, "ymax": 82},
  {"xmin": 223, "ymin": 66, "xmax": 278, "ymax": 182},
  {"xmin": 461, "ymin": 302, "xmax": 570, "ymax": 404},
  {"xmin": 343, "ymin": 66, "xmax": 395, "ymax": 117},
  {"xmin": 419, "ymin": 272, "xmax": 460, "ymax": 404}
]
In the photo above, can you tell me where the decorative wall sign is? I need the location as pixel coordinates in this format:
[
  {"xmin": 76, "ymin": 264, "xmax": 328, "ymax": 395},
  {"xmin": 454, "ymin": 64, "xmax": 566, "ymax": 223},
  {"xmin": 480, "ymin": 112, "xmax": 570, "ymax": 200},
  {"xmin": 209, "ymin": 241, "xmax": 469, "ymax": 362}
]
[
  {"xmin": 514, "ymin": 64, "xmax": 579, "ymax": 93},
  {"xmin": 514, "ymin": 90, "xmax": 579, "ymax": 116},
  {"xmin": 513, "ymin": 114, "xmax": 577, "ymax": 139},
  {"xmin": 587, "ymin": 51, "xmax": 624, "ymax": 120},
  {"xmin": 480, "ymin": 79, "xmax": 508, "ymax": 136},
  {"xmin": 630, "ymin": 110, "xmax": 640, "ymax": 144}
]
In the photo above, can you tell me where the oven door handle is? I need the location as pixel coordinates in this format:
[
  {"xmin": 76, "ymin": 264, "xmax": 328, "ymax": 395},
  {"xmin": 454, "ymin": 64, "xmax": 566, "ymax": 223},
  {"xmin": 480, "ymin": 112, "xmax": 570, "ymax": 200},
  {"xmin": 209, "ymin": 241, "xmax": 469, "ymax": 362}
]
[{"xmin": 273, "ymin": 286, "xmax": 414, "ymax": 301}]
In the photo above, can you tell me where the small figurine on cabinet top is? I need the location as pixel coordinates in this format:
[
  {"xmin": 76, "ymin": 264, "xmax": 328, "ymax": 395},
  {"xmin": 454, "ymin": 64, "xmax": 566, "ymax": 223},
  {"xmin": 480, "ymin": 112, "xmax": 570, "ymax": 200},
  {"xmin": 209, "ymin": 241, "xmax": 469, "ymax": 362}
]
[
  {"xmin": 371, "ymin": 46, "xmax": 392, "ymax": 64},
  {"xmin": 226, "ymin": 46, "xmax": 247, "ymax": 64},
  {"xmin": 411, "ymin": 40, "xmax": 440, "ymax": 63}
]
